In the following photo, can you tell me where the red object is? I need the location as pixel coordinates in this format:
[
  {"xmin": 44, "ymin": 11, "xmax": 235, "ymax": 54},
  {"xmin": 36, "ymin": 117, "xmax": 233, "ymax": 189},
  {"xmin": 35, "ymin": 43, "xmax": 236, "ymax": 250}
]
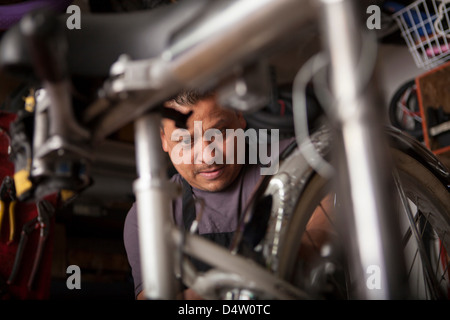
[
  {"xmin": 0, "ymin": 111, "xmax": 55, "ymax": 299},
  {"xmin": 278, "ymin": 99, "xmax": 286, "ymax": 116}
]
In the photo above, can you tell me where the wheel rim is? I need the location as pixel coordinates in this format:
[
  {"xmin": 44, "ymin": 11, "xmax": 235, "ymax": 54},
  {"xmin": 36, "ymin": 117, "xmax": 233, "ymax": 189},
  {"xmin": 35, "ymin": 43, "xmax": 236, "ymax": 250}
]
[{"xmin": 273, "ymin": 150, "xmax": 450, "ymax": 299}]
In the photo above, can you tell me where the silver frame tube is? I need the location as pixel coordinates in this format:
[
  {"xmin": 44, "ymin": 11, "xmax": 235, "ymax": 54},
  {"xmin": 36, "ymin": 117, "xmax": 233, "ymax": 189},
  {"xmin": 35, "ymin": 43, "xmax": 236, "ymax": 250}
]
[
  {"xmin": 319, "ymin": 0, "xmax": 407, "ymax": 299},
  {"xmin": 133, "ymin": 112, "xmax": 176, "ymax": 299},
  {"xmin": 165, "ymin": 0, "xmax": 317, "ymax": 87},
  {"xmin": 172, "ymin": 228, "xmax": 310, "ymax": 300}
]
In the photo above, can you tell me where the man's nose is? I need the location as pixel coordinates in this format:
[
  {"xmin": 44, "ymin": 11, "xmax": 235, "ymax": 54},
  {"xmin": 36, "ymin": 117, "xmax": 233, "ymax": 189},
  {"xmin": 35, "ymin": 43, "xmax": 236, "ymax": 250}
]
[
  {"xmin": 203, "ymin": 139, "xmax": 217, "ymax": 164},
  {"xmin": 192, "ymin": 139, "xmax": 213, "ymax": 164},
  {"xmin": 193, "ymin": 138, "xmax": 224, "ymax": 164}
]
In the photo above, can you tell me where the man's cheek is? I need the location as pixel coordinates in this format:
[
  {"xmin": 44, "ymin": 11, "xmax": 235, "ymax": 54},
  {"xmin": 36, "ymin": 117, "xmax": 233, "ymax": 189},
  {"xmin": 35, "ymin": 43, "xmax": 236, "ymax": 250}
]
[{"xmin": 173, "ymin": 164, "xmax": 193, "ymax": 181}]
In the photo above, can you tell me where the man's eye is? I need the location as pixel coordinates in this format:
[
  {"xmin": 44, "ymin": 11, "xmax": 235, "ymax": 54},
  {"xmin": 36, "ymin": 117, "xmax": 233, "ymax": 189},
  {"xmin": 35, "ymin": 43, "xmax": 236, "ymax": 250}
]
[{"xmin": 180, "ymin": 136, "xmax": 194, "ymax": 148}]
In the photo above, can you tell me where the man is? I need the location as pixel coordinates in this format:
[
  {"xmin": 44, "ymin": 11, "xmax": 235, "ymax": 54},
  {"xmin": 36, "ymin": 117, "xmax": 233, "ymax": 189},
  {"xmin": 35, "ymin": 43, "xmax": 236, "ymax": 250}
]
[{"xmin": 123, "ymin": 90, "xmax": 327, "ymax": 300}]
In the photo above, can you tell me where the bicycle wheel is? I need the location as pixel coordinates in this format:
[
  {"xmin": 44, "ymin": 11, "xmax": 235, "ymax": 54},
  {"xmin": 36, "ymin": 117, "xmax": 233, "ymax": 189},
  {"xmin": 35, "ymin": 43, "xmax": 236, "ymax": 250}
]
[{"xmin": 262, "ymin": 140, "xmax": 450, "ymax": 299}]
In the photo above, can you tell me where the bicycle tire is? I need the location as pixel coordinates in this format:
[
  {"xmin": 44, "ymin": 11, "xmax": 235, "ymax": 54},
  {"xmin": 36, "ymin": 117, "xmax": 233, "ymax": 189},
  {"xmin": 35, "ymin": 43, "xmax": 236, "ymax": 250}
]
[
  {"xmin": 288, "ymin": 149, "xmax": 448, "ymax": 299},
  {"xmin": 261, "ymin": 137, "xmax": 450, "ymax": 299}
]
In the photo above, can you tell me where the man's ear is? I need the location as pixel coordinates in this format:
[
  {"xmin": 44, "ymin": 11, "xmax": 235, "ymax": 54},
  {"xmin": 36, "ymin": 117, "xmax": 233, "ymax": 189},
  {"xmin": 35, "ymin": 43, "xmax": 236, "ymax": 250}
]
[{"xmin": 160, "ymin": 127, "xmax": 169, "ymax": 152}]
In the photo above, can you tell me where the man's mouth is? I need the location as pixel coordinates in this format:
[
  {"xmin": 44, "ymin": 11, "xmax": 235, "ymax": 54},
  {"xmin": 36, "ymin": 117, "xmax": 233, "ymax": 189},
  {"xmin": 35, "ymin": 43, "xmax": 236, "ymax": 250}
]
[{"xmin": 196, "ymin": 166, "xmax": 225, "ymax": 180}]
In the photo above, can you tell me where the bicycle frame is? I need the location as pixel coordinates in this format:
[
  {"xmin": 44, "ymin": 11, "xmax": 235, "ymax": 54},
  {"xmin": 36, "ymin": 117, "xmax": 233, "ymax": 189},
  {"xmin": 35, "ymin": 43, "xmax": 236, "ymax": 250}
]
[
  {"xmin": 0, "ymin": 0, "xmax": 411, "ymax": 299},
  {"xmin": 128, "ymin": 0, "xmax": 320, "ymax": 299}
]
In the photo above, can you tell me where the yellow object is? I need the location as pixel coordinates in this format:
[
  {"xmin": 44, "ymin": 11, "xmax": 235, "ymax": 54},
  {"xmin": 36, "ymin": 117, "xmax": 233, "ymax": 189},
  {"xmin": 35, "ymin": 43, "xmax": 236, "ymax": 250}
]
[
  {"xmin": 60, "ymin": 189, "xmax": 76, "ymax": 202},
  {"xmin": 8, "ymin": 200, "xmax": 16, "ymax": 243},
  {"xmin": 13, "ymin": 169, "xmax": 33, "ymax": 198},
  {"xmin": 0, "ymin": 200, "xmax": 5, "ymax": 232},
  {"xmin": 0, "ymin": 199, "xmax": 16, "ymax": 243},
  {"xmin": 23, "ymin": 89, "xmax": 36, "ymax": 113}
]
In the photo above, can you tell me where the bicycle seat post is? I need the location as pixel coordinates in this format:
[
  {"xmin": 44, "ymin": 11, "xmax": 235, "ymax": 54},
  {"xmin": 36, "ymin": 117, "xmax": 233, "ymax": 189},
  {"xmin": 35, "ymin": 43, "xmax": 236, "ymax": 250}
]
[
  {"xmin": 20, "ymin": 9, "xmax": 90, "ymax": 142},
  {"xmin": 133, "ymin": 112, "xmax": 177, "ymax": 300}
]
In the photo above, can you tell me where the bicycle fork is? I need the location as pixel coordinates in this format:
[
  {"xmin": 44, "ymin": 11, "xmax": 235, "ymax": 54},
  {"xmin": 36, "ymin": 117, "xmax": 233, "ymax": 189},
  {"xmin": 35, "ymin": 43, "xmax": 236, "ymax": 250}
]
[{"xmin": 319, "ymin": 0, "xmax": 409, "ymax": 299}]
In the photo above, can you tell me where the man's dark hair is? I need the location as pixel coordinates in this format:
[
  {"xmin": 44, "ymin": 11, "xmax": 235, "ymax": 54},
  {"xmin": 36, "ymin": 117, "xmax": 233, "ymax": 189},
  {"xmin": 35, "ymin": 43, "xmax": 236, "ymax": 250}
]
[
  {"xmin": 161, "ymin": 89, "xmax": 215, "ymax": 129},
  {"xmin": 170, "ymin": 89, "xmax": 215, "ymax": 107}
]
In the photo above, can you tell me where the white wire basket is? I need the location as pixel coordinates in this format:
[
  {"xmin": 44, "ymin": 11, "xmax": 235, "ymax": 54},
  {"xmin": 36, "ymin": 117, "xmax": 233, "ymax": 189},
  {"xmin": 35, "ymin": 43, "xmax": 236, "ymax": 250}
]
[{"xmin": 393, "ymin": 0, "xmax": 450, "ymax": 70}]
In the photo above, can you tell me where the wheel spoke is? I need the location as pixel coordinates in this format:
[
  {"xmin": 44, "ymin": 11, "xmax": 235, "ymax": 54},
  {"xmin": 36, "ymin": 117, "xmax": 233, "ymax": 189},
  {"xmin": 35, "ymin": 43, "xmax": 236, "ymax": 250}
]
[
  {"xmin": 394, "ymin": 172, "xmax": 445, "ymax": 299},
  {"xmin": 407, "ymin": 247, "xmax": 419, "ymax": 279}
]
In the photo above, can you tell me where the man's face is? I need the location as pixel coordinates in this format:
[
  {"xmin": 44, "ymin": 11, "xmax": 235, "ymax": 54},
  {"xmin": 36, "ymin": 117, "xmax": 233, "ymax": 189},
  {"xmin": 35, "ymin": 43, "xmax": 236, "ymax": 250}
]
[{"xmin": 161, "ymin": 96, "xmax": 246, "ymax": 192}]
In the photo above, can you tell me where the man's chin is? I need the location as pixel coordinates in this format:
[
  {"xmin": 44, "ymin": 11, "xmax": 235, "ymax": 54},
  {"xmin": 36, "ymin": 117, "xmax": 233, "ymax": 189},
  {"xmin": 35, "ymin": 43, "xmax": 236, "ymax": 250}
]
[{"xmin": 194, "ymin": 178, "xmax": 231, "ymax": 192}]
